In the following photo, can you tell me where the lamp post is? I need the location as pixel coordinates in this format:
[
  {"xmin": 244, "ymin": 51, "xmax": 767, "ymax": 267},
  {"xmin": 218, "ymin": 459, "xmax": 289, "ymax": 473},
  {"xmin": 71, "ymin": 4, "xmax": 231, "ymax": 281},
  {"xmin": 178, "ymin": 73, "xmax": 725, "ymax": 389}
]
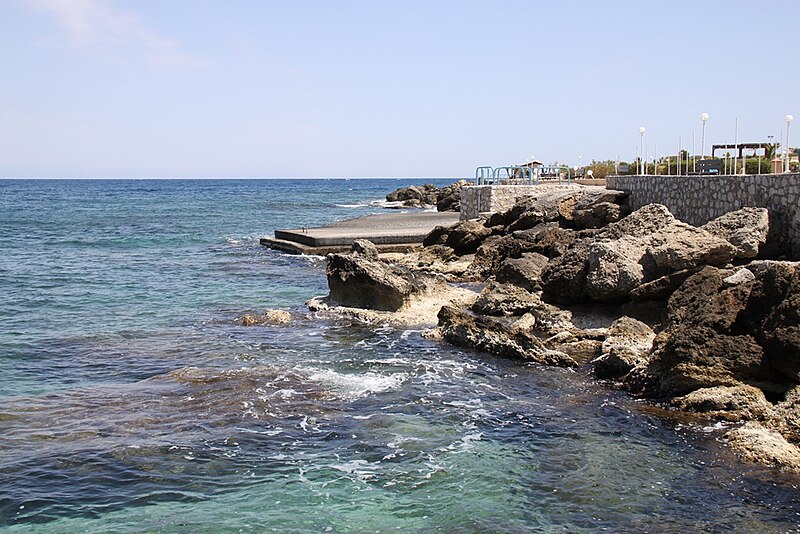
[
  {"xmin": 639, "ymin": 127, "xmax": 646, "ymax": 175},
  {"xmin": 787, "ymin": 115, "xmax": 795, "ymax": 172},
  {"xmin": 700, "ymin": 113, "xmax": 709, "ymax": 161}
]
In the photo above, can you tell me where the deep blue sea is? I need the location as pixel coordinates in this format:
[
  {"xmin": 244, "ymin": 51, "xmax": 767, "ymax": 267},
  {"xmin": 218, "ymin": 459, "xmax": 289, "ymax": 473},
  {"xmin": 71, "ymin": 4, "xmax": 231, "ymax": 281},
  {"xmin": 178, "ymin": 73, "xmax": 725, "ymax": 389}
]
[{"xmin": 1, "ymin": 179, "xmax": 799, "ymax": 532}]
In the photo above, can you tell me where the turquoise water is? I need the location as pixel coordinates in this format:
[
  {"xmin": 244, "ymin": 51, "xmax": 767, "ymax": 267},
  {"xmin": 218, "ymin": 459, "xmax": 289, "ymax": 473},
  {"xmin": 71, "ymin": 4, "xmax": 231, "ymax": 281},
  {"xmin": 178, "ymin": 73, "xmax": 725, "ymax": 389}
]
[{"xmin": 1, "ymin": 179, "xmax": 798, "ymax": 532}]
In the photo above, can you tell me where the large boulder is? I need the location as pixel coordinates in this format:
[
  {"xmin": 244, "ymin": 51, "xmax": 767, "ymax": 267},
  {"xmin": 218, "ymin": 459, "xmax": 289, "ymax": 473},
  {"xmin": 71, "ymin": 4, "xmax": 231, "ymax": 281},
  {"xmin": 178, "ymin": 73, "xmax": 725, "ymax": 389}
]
[
  {"xmin": 701, "ymin": 207, "xmax": 769, "ymax": 259},
  {"xmin": 466, "ymin": 234, "xmax": 533, "ymax": 279},
  {"xmin": 503, "ymin": 188, "xmax": 628, "ymax": 232},
  {"xmin": 764, "ymin": 386, "xmax": 800, "ymax": 443},
  {"xmin": 759, "ymin": 268, "xmax": 800, "ymax": 381},
  {"xmin": 626, "ymin": 325, "xmax": 767, "ymax": 398},
  {"xmin": 436, "ymin": 180, "xmax": 465, "ymax": 212},
  {"xmin": 496, "ymin": 252, "xmax": 549, "ymax": 290},
  {"xmin": 725, "ymin": 422, "xmax": 800, "ymax": 472},
  {"xmin": 470, "ymin": 282, "xmax": 542, "ymax": 316},
  {"xmin": 445, "ymin": 220, "xmax": 493, "ymax": 255},
  {"xmin": 437, "ymin": 306, "xmax": 576, "ymax": 366},
  {"xmin": 386, "ymin": 184, "xmax": 438, "ymax": 205},
  {"xmin": 647, "ymin": 223, "xmax": 736, "ymax": 272},
  {"xmin": 672, "ymin": 385, "xmax": 773, "ymax": 421},
  {"xmin": 540, "ymin": 204, "xmax": 738, "ymax": 304},
  {"xmin": 540, "ymin": 243, "xmax": 591, "ymax": 304},
  {"xmin": 592, "ymin": 316, "xmax": 655, "ymax": 379},
  {"xmin": 584, "ymin": 238, "xmax": 647, "ymax": 301},
  {"xmin": 624, "ymin": 265, "xmax": 798, "ymax": 399},
  {"xmin": 423, "ymin": 225, "xmax": 451, "ymax": 247},
  {"xmin": 326, "ymin": 244, "xmax": 433, "ymax": 311},
  {"xmin": 512, "ymin": 223, "xmax": 580, "ymax": 259}
]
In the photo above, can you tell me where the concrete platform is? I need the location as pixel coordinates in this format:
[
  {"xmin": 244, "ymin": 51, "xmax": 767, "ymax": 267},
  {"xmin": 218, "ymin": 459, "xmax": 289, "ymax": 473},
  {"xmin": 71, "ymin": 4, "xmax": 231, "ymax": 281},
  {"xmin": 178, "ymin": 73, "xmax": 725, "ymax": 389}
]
[{"xmin": 260, "ymin": 211, "xmax": 461, "ymax": 255}]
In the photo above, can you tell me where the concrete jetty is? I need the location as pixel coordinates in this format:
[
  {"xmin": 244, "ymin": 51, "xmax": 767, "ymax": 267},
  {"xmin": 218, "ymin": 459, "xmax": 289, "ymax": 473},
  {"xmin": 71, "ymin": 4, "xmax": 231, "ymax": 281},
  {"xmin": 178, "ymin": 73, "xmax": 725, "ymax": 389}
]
[{"xmin": 261, "ymin": 211, "xmax": 460, "ymax": 255}]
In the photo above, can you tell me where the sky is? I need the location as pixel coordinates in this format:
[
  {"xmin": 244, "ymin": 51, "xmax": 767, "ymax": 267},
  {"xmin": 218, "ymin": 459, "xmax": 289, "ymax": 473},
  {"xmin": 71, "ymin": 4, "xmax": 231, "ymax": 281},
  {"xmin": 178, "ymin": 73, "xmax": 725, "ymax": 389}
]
[{"xmin": 1, "ymin": 0, "xmax": 798, "ymax": 178}]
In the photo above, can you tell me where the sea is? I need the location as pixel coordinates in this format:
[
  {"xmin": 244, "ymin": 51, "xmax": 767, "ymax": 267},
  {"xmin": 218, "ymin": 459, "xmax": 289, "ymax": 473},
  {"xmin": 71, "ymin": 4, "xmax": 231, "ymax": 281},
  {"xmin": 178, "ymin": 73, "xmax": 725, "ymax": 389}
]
[{"xmin": 0, "ymin": 178, "xmax": 798, "ymax": 533}]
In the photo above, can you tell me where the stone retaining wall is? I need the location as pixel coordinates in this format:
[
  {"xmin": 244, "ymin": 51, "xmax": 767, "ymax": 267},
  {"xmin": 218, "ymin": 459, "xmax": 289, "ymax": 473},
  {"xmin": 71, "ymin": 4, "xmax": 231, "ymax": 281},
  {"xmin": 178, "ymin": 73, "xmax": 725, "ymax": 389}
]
[
  {"xmin": 460, "ymin": 184, "xmax": 580, "ymax": 220},
  {"xmin": 607, "ymin": 173, "xmax": 800, "ymax": 258}
]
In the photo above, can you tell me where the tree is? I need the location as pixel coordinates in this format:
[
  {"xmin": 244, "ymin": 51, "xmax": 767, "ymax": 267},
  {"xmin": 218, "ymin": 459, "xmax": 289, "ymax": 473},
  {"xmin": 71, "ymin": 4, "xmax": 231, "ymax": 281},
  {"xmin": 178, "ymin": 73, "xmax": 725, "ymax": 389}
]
[{"xmin": 587, "ymin": 159, "xmax": 616, "ymax": 179}]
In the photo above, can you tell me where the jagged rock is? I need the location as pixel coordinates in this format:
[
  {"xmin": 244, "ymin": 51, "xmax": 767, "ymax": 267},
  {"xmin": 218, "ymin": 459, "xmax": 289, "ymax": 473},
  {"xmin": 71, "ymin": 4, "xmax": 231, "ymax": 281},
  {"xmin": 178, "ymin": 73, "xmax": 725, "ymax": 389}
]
[
  {"xmin": 326, "ymin": 251, "xmax": 430, "ymax": 311},
  {"xmin": 625, "ymin": 327, "xmax": 766, "ymax": 398},
  {"xmin": 351, "ymin": 239, "xmax": 379, "ymax": 260},
  {"xmin": 629, "ymin": 268, "xmax": 700, "ymax": 301},
  {"xmin": 436, "ymin": 180, "xmax": 465, "ymax": 212},
  {"xmin": 725, "ymin": 422, "xmax": 800, "ymax": 472},
  {"xmin": 760, "ymin": 268, "xmax": 800, "ymax": 381},
  {"xmin": 723, "ymin": 267, "xmax": 755, "ymax": 287},
  {"xmin": 666, "ymin": 267, "xmax": 750, "ymax": 330},
  {"xmin": 598, "ymin": 203, "xmax": 677, "ymax": 240},
  {"xmin": 423, "ymin": 225, "xmax": 451, "ymax": 247},
  {"xmin": 541, "ymin": 204, "xmax": 737, "ymax": 304},
  {"xmin": 572, "ymin": 202, "xmax": 626, "ymax": 229},
  {"xmin": 386, "ymin": 184, "xmax": 438, "ymax": 205},
  {"xmin": 503, "ymin": 188, "xmax": 627, "ymax": 233},
  {"xmin": 445, "ymin": 220, "xmax": 493, "ymax": 255},
  {"xmin": 702, "ymin": 207, "xmax": 769, "ymax": 259},
  {"xmin": 624, "ymin": 267, "xmax": 784, "ymax": 398},
  {"xmin": 496, "ymin": 252, "xmax": 549, "ymax": 290},
  {"xmin": 540, "ymin": 244, "xmax": 590, "ymax": 304},
  {"xmin": 437, "ymin": 305, "xmax": 576, "ymax": 366},
  {"xmin": 505, "ymin": 190, "xmax": 581, "ymax": 232},
  {"xmin": 592, "ymin": 316, "xmax": 655, "ymax": 379},
  {"xmin": 512, "ymin": 223, "xmax": 579, "ymax": 259},
  {"xmin": 672, "ymin": 385, "xmax": 773, "ymax": 421},
  {"xmin": 647, "ymin": 224, "xmax": 736, "ymax": 272},
  {"xmin": 471, "ymin": 282, "xmax": 541, "ymax": 316},
  {"xmin": 765, "ymin": 386, "xmax": 800, "ymax": 443},
  {"xmin": 584, "ymin": 238, "xmax": 647, "ymax": 302},
  {"xmin": 466, "ymin": 235, "xmax": 531, "ymax": 279}
]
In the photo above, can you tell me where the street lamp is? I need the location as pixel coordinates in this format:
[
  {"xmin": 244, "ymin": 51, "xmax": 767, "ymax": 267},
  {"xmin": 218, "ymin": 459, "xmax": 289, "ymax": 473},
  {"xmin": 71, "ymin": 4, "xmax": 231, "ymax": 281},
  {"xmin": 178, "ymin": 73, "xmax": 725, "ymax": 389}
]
[
  {"xmin": 700, "ymin": 112, "xmax": 709, "ymax": 161},
  {"xmin": 639, "ymin": 127, "xmax": 646, "ymax": 175},
  {"xmin": 787, "ymin": 115, "xmax": 795, "ymax": 172}
]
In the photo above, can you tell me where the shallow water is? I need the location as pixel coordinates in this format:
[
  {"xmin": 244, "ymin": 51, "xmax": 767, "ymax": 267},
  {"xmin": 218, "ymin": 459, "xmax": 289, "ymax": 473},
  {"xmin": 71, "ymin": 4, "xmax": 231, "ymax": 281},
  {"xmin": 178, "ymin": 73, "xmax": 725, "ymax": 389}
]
[{"xmin": 1, "ymin": 179, "xmax": 799, "ymax": 532}]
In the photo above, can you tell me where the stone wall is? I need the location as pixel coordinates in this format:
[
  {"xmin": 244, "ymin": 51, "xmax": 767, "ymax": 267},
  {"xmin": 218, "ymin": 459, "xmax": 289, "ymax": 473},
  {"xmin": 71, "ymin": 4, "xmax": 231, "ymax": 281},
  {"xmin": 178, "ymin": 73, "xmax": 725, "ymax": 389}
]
[
  {"xmin": 460, "ymin": 184, "xmax": 580, "ymax": 220},
  {"xmin": 607, "ymin": 173, "xmax": 800, "ymax": 258}
]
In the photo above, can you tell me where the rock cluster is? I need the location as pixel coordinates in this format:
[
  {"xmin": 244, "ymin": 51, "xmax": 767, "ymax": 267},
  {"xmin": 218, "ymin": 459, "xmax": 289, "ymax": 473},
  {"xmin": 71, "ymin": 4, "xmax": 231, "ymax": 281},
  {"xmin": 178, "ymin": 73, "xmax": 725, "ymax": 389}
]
[
  {"xmin": 385, "ymin": 181, "xmax": 466, "ymax": 211},
  {"xmin": 318, "ymin": 187, "xmax": 800, "ymax": 472}
]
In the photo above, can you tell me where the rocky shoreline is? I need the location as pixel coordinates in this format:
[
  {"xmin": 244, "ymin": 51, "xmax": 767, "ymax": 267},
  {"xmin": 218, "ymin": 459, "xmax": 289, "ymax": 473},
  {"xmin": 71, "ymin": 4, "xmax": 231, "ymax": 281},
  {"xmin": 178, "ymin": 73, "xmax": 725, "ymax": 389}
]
[
  {"xmin": 384, "ymin": 181, "xmax": 465, "ymax": 211},
  {"xmin": 308, "ymin": 185, "xmax": 800, "ymax": 472}
]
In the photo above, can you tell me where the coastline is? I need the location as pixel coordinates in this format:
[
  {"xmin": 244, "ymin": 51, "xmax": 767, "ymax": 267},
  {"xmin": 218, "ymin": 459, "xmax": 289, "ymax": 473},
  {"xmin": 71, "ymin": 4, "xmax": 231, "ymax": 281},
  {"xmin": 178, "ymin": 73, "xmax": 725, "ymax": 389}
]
[{"xmin": 303, "ymin": 183, "xmax": 800, "ymax": 474}]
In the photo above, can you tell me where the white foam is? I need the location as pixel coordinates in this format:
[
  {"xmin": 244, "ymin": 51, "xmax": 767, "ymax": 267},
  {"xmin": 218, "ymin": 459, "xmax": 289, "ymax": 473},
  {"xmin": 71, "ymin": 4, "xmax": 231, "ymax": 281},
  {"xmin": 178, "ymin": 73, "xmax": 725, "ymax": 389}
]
[{"xmin": 304, "ymin": 368, "xmax": 408, "ymax": 400}]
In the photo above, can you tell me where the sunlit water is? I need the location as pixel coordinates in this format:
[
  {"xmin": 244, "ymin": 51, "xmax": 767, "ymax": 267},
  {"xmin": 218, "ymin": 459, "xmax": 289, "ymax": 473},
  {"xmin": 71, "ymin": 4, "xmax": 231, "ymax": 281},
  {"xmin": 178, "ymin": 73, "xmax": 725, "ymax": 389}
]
[{"xmin": 1, "ymin": 179, "xmax": 798, "ymax": 532}]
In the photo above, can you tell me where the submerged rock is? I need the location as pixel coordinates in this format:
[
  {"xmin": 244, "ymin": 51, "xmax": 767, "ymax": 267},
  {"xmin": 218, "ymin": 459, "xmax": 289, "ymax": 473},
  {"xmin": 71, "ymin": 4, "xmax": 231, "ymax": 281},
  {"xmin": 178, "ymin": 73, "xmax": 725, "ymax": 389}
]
[{"xmin": 240, "ymin": 309, "xmax": 292, "ymax": 326}]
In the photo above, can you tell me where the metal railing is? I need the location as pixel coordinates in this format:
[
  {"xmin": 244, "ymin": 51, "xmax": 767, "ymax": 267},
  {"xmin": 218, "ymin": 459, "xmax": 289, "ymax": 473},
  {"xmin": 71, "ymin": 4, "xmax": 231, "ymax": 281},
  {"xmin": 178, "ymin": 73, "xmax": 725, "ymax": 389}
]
[{"xmin": 475, "ymin": 165, "xmax": 571, "ymax": 185}]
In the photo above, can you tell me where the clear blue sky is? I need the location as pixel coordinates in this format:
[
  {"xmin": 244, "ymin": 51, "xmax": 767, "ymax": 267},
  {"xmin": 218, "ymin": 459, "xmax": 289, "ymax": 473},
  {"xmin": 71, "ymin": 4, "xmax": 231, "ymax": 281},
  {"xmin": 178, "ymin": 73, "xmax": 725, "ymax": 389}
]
[{"xmin": 1, "ymin": 0, "xmax": 798, "ymax": 178}]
